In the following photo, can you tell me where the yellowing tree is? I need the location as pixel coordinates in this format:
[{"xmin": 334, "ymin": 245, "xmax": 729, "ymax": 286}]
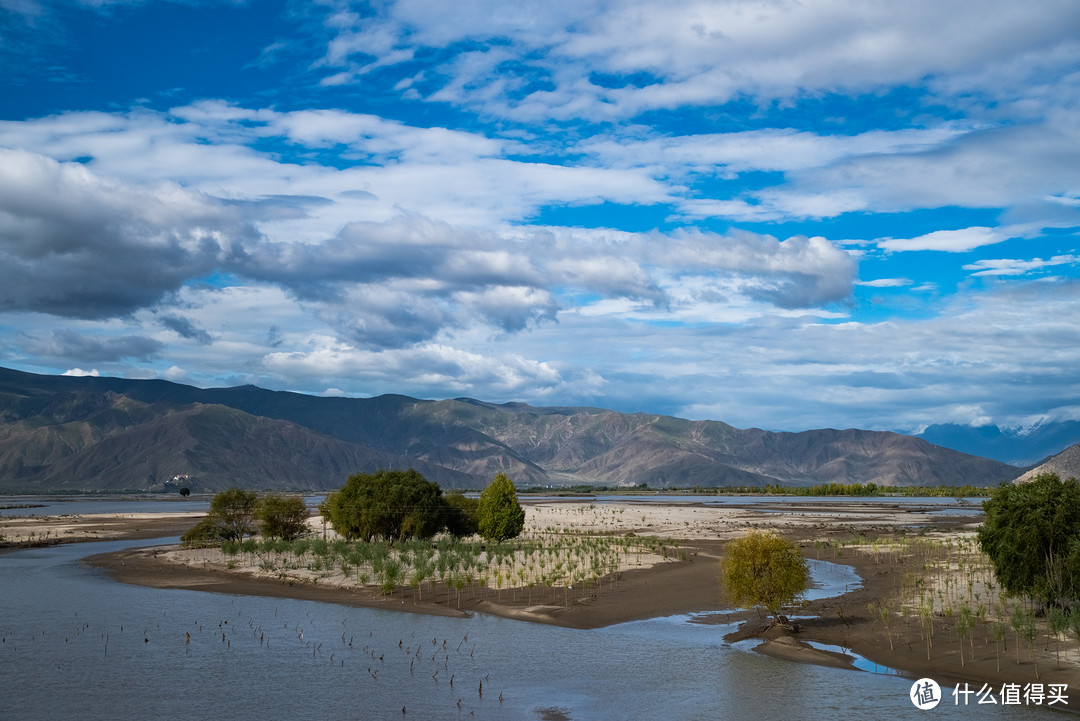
[{"xmin": 721, "ymin": 530, "xmax": 809, "ymax": 621}]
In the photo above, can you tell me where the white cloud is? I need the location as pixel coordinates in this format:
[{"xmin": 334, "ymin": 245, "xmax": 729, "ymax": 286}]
[
  {"xmin": 0, "ymin": 128, "xmax": 859, "ymax": 351},
  {"xmin": 312, "ymin": 0, "xmax": 1080, "ymax": 120},
  {"xmin": 963, "ymin": 255, "xmax": 1080, "ymax": 277},
  {"xmin": 162, "ymin": 365, "xmax": 189, "ymax": 382},
  {"xmin": 0, "ymin": 105, "xmax": 677, "ymax": 233},
  {"xmin": 262, "ymin": 341, "xmax": 567, "ymax": 398},
  {"xmin": 62, "ymin": 367, "xmax": 99, "ymax": 377},
  {"xmin": 1, "ymin": 0, "xmax": 1078, "ymax": 442},
  {"xmin": 878, "ymin": 227, "xmax": 1007, "ymax": 253},
  {"xmin": 778, "ymin": 113, "xmax": 1080, "ymax": 220},
  {"xmin": 602, "ymin": 279, "xmax": 1080, "ymax": 431},
  {"xmin": 580, "ymin": 126, "xmax": 971, "ymax": 176}
]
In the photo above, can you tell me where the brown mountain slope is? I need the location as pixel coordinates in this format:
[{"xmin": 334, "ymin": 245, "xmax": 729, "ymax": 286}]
[
  {"xmin": 1014, "ymin": 443, "xmax": 1080, "ymax": 483},
  {"xmin": 0, "ymin": 389, "xmax": 471, "ymax": 492},
  {"xmin": 443, "ymin": 402, "xmax": 1021, "ymax": 487},
  {"xmin": 0, "ymin": 367, "xmax": 1023, "ymax": 490}
]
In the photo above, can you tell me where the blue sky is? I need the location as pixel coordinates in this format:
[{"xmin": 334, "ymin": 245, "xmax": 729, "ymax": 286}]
[{"xmin": 2, "ymin": 0, "xmax": 1079, "ymax": 434}]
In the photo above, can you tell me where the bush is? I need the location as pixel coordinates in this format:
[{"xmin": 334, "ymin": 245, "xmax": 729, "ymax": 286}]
[{"xmin": 180, "ymin": 516, "xmax": 228, "ymax": 547}]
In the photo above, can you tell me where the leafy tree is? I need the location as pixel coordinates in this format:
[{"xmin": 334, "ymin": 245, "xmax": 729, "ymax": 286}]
[
  {"xmin": 320, "ymin": 469, "xmax": 447, "ymax": 542},
  {"xmin": 179, "ymin": 487, "xmax": 191, "ymax": 497},
  {"xmin": 720, "ymin": 530, "xmax": 809, "ymax": 621},
  {"xmin": 209, "ymin": 487, "xmax": 259, "ymax": 542},
  {"xmin": 977, "ymin": 473, "xmax": 1080, "ymax": 608},
  {"xmin": 180, "ymin": 487, "xmax": 258, "ymax": 547},
  {"xmin": 476, "ymin": 473, "xmax": 526, "ymax": 542},
  {"xmin": 444, "ymin": 492, "xmax": 480, "ymax": 537},
  {"xmin": 257, "ymin": 493, "xmax": 310, "ymax": 540}
]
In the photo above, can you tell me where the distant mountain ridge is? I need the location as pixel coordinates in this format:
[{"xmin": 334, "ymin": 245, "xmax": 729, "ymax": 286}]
[
  {"xmin": 0, "ymin": 366, "xmax": 1023, "ymax": 492},
  {"xmin": 916, "ymin": 422, "xmax": 1080, "ymax": 466}
]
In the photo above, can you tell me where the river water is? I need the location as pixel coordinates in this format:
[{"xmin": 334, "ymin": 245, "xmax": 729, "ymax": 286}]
[
  {"xmin": 0, "ymin": 493, "xmax": 981, "ymax": 518},
  {"xmin": 0, "ymin": 537, "xmax": 1058, "ymax": 720}
]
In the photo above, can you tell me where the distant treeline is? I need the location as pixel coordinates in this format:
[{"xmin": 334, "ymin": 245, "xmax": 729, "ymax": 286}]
[
  {"xmin": 682, "ymin": 483, "xmax": 993, "ymax": 496},
  {"xmin": 698, "ymin": 483, "xmax": 994, "ymax": 497},
  {"xmin": 518, "ymin": 482, "xmax": 995, "ymax": 497}
]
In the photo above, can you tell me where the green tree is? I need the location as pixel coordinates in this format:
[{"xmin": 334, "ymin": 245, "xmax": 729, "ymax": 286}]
[
  {"xmin": 977, "ymin": 472, "xmax": 1080, "ymax": 608},
  {"xmin": 444, "ymin": 492, "xmax": 480, "ymax": 537},
  {"xmin": 209, "ymin": 487, "xmax": 259, "ymax": 542},
  {"xmin": 720, "ymin": 530, "xmax": 809, "ymax": 621},
  {"xmin": 320, "ymin": 469, "xmax": 447, "ymax": 542},
  {"xmin": 180, "ymin": 487, "xmax": 258, "ymax": 547},
  {"xmin": 257, "ymin": 493, "xmax": 310, "ymax": 540},
  {"xmin": 476, "ymin": 473, "xmax": 526, "ymax": 542}
]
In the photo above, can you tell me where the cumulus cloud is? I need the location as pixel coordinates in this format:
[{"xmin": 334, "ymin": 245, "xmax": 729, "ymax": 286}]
[
  {"xmin": 0, "ymin": 148, "xmax": 260, "ymax": 319},
  {"xmin": 0, "ymin": 135, "xmax": 858, "ymax": 356},
  {"xmin": 0, "ymin": 0, "xmax": 1077, "ymax": 442},
  {"xmin": 0, "ymin": 105, "xmax": 675, "ymax": 233},
  {"xmin": 61, "ymin": 367, "xmax": 100, "ymax": 377},
  {"xmin": 238, "ymin": 215, "xmax": 853, "ymax": 347},
  {"xmin": 660, "ymin": 230, "xmax": 856, "ymax": 308}
]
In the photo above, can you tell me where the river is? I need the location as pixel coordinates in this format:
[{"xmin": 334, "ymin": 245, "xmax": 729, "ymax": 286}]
[{"xmin": 0, "ymin": 535, "xmax": 1058, "ymax": 720}]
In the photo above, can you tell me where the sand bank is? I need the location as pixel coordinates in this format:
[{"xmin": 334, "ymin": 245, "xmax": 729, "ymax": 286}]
[{"xmin": 0, "ymin": 511, "xmax": 201, "ymax": 547}]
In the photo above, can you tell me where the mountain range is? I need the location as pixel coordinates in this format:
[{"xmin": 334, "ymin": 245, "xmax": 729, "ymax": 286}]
[
  {"xmin": 916, "ymin": 422, "xmax": 1080, "ymax": 467},
  {"xmin": 0, "ymin": 366, "xmax": 1030, "ymax": 493}
]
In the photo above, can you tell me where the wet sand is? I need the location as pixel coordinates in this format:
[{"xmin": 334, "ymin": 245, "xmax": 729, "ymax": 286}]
[
  {"xmin": 87, "ymin": 538, "xmax": 731, "ymax": 629},
  {"xmin": 0, "ymin": 512, "xmax": 201, "ymax": 547}
]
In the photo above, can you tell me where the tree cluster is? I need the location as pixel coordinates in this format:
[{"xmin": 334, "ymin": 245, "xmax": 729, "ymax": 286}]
[
  {"xmin": 977, "ymin": 472, "xmax": 1080, "ymax": 608},
  {"xmin": 319, "ymin": 469, "xmax": 447, "ymax": 542},
  {"xmin": 182, "ymin": 470, "xmax": 526, "ymax": 548},
  {"xmin": 181, "ymin": 489, "xmax": 310, "ymax": 547},
  {"xmin": 319, "ymin": 469, "xmax": 525, "ymax": 543}
]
